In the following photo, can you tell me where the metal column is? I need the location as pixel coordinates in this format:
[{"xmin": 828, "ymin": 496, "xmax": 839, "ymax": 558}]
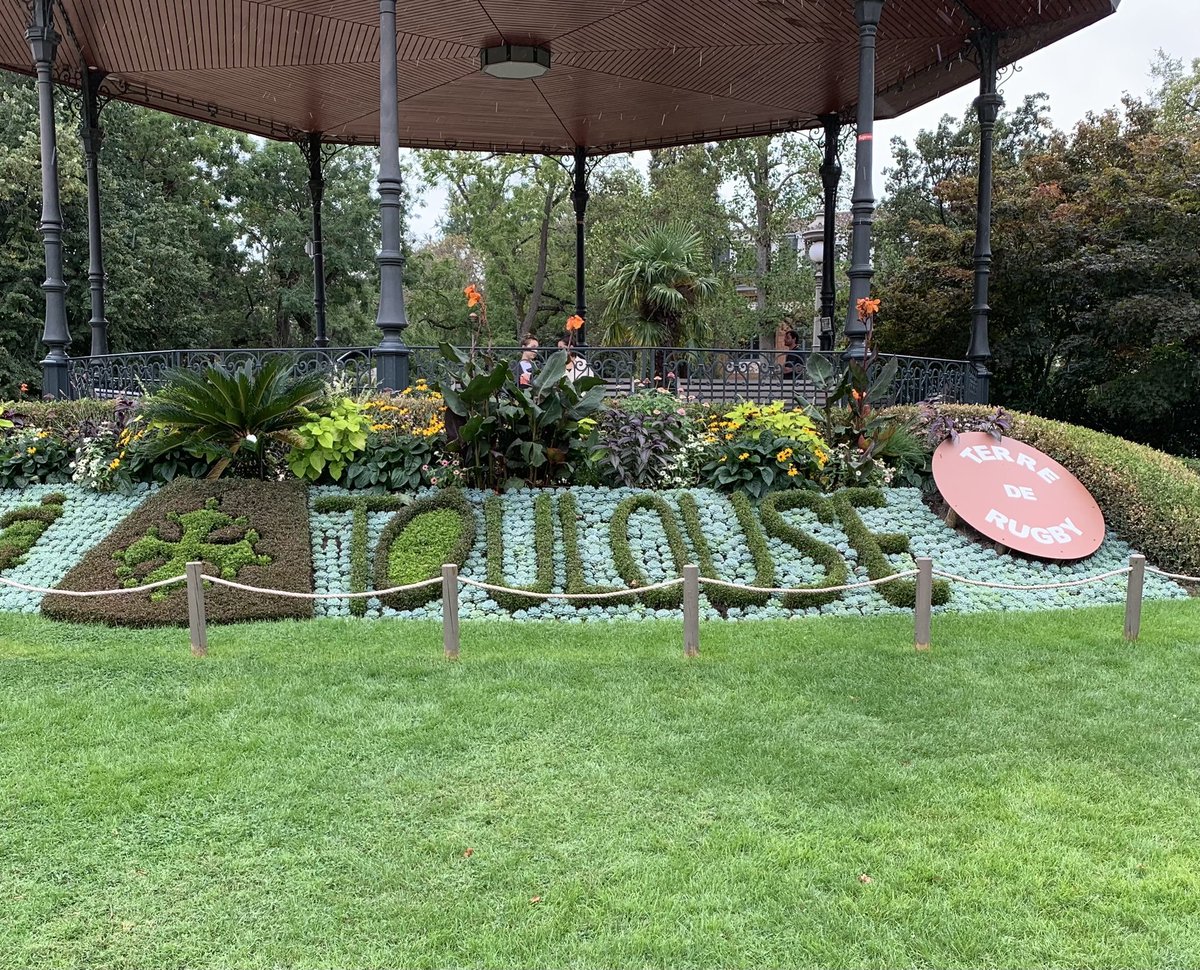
[
  {"xmin": 843, "ymin": 0, "xmax": 884, "ymax": 361},
  {"xmin": 305, "ymin": 132, "xmax": 329, "ymax": 348},
  {"xmin": 81, "ymin": 69, "xmax": 109, "ymax": 357},
  {"xmin": 571, "ymin": 146, "xmax": 589, "ymax": 347},
  {"xmin": 26, "ymin": 0, "xmax": 71, "ymax": 397},
  {"xmin": 374, "ymin": 0, "xmax": 410, "ymax": 390},
  {"xmin": 967, "ymin": 30, "xmax": 1002, "ymax": 405},
  {"xmin": 818, "ymin": 113, "xmax": 841, "ymax": 352}
]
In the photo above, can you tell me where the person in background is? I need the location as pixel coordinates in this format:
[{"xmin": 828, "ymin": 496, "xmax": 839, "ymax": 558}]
[
  {"xmin": 516, "ymin": 335, "xmax": 538, "ymax": 387},
  {"xmin": 557, "ymin": 338, "xmax": 594, "ymax": 381},
  {"xmin": 780, "ymin": 329, "xmax": 803, "ymax": 379}
]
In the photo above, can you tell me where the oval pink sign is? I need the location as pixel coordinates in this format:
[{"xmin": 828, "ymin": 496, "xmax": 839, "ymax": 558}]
[{"xmin": 932, "ymin": 432, "xmax": 1105, "ymax": 559}]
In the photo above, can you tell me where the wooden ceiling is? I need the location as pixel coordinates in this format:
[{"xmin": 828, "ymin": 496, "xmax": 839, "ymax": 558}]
[{"xmin": 0, "ymin": 0, "xmax": 1119, "ymax": 153}]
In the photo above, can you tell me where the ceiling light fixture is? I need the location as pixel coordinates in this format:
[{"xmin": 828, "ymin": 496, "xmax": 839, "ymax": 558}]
[{"xmin": 480, "ymin": 44, "xmax": 551, "ymax": 80}]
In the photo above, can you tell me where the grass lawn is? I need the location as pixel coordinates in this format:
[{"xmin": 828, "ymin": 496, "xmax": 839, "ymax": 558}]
[{"xmin": 2, "ymin": 602, "xmax": 1200, "ymax": 969}]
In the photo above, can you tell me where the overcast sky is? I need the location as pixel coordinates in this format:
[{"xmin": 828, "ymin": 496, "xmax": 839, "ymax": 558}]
[{"xmin": 409, "ymin": 0, "xmax": 1196, "ymax": 239}]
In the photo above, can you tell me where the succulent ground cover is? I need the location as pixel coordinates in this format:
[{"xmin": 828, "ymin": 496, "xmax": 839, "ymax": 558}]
[
  {"xmin": 0, "ymin": 484, "xmax": 149, "ymax": 614},
  {"xmin": 307, "ymin": 485, "xmax": 1187, "ymax": 623},
  {"xmin": 42, "ymin": 480, "xmax": 313, "ymax": 626}
]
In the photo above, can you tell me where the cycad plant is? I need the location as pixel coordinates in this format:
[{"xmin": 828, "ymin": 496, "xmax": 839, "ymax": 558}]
[
  {"xmin": 600, "ymin": 222, "xmax": 718, "ymax": 348},
  {"xmin": 139, "ymin": 357, "xmax": 327, "ymax": 479}
]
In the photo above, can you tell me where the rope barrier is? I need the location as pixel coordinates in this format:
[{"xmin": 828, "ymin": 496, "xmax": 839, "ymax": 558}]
[
  {"xmin": 697, "ymin": 570, "xmax": 919, "ymax": 596},
  {"xmin": 200, "ymin": 575, "xmax": 443, "ymax": 600},
  {"xmin": 1146, "ymin": 566, "xmax": 1200, "ymax": 584},
  {"xmin": 929, "ymin": 567, "xmax": 1132, "ymax": 591},
  {"xmin": 0, "ymin": 573, "xmax": 185, "ymax": 597}
]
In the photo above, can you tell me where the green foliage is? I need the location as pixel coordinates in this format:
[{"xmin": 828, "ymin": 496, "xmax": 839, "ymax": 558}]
[
  {"xmin": 0, "ymin": 431, "xmax": 72, "ymax": 488},
  {"xmin": 112, "ymin": 498, "xmax": 270, "ymax": 601},
  {"xmin": 894, "ymin": 404, "xmax": 1200, "ymax": 577},
  {"xmin": 0, "ymin": 493, "xmax": 65, "ymax": 571},
  {"xmin": 344, "ymin": 437, "xmax": 434, "ymax": 491},
  {"xmin": 875, "ymin": 83, "xmax": 1200, "ymax": 455},
  {"xmin": 484, "ymin": 494, "xmax": 556, "ymax": 611},
  {"xmin": 600, "ymin": 222, "xmax": 719, "ymax": 347},
  {"xmin": 832, "ymin": 490, "xmax": 950, "ymax": 608},
  {"xmin": 557, "ymin": 492, "xmax": 622, "ymax": 606},
  {"xmin": 801, "ymin": 347, "xmax": 917, "ymax": 490},
  {"xmin": 373, "ymin": 488, "xmax": 475, "ymax": 612},
  {"xmin": 608, "ymin": 494, "xmax": 687, "ymax": 609},
  {"xmin": 287, "ymin": 398, "xmax": 370, "ymax": 482},
  {"xmin": 678, "ymin": 492, "xmax": 773, "ymax": 610},
  {"xmin": 723, "ymin": 400, "xmax": 819, "ymax": 440},
  {"xmin": 438, "ymin": 345, "xmax": 606, "ymax": 489},
  {"xmin": 700, "ymin": 432, "xmax": 819, "ymax": 500},
  {"xmin": 140, "ymin": 358, "xmax": 326, "ymax": 479},
  {"xmin": 759, "ymin": 492, "xmax": 847, "ymax": 608}
]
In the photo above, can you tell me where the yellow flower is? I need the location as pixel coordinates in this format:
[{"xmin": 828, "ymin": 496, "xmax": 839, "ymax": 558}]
[
  {"xmin": 37, "ymin": 431, "xmax": 49, "ymax": 440},
  {"xmin": 738, "ymin": 452, "xmax": 749, "ymax": 461},
  {"xmin": 787, "ymin": 466, "xmax": 799, "ymax": 477},
  {"xmin": 26, "ymin": 447, "xmax": 36, "ymax": 455},
  {"xmin": 109, "ymin": 458, "xmax": 121, "ymax": 470},
  {"xmin": 776, "ymin": 448, "xmax": 793, "ymax": 463}
]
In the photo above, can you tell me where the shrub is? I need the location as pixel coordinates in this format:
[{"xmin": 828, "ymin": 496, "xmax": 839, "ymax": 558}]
[
  {"xmin": 372, "ymin": 487, "xmax": 475, "ymax": 612},
  {"xmin": 139, "ymin": 358, "xmax": 326, "ymax": 479},
  {"xmin": 43, "ymin": 479, "xmax": 313, "ymax": 626},
  {"xmin": 0, "ymin": 493, "xmax": 65, "ymax": 571},
  {"xmin": 558, "ymin": 492, "xmax": 623, "ymax": 606},
  {"xmin": 287, "ymin": 398, "xmax": 371, "ymax": 482},
  {"xmin": 759, "ymin": 491, "xmax": 848, "ymax": 608},
  {"xmin": 832, "ymin": 489, "xmax": 950, "ymax": 608},
  {"xmin": 678, "ymin": 491, "xmax": 774, "ymax": 610},
  {"xmin": 609, "ymin": 493, "xmax": 687, "ymax": 609},
  {"xmin": 592, "ymin": 406, "xmax": 685, "ymax": 489},
  {"xmin": 312, "ymin": 494, "xmax": 410, "ymax": 616},
  {"xmin": 700, "ymin": 432, "xmax": 822, "ymax": 500},
  {"xmin": 484, "ymin": 494, "xmax": 555, "ymax": 611},
  {"xmin": 0, "ymin": 431, "xmax": 72, "ymax": 488},
  {"xmin": 891, "ymin": 404, "xmax": 1200, "ymax": 576}
]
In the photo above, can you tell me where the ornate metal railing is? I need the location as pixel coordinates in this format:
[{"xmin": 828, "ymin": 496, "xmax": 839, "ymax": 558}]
[{"xmin": 66, "ymin": 345, "xmax": 979, "ymax": 406}]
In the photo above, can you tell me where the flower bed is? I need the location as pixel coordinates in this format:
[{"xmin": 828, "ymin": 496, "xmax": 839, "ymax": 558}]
[
  {"xmin": 42, "ymin": 480, "xmax": 313, "ymax": 626},
  {"xmin": 305, "ymin": 485, "xmax": 1186, "ymax": 624}
]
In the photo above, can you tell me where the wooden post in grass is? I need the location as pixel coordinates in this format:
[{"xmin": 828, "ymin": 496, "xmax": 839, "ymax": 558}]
[
  {"xmin": 683, "ymin": 564, "xmax": 700, "ymax": 658},
  {"xmin": 914, "ymin": 557, "xmax": 933, "ymax": 652},
  {"xmin": 185, "ymin": 561, "xmax": 208, "ymax": 658},
  {"xmin": 1124, "ymin": 554, "xmax": 1145, "ymax": 642},
  {"xmin": 442, "ymin": 563, "xmax": 460, "ymax": 659}
]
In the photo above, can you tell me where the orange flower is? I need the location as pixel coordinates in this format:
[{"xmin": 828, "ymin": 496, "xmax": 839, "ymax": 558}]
[
  {"xmin": 856, "ymin": 297, "xmax": 881, "ymax": 321},
  {"xmin": 565, "ymin": 314, "xmax": 584, "ymax": 332},
  {"xmin": 463, "ymin": 284, "xmax": 482, "ymax": 308},
  {"xmin": 851, "ymin": 388, "xmax": 865, "ymax": 402}
]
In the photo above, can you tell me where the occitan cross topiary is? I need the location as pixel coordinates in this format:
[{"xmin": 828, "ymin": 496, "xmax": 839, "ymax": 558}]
[{"xmin": 113, "ymin": 497, "xmax": 271, "ymax": 600}]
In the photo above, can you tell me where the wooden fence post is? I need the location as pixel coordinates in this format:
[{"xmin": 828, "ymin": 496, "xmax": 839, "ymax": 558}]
[
  {"xmin": 442, "ymin": 563, "xmax": 460, "ymax": 659},
  {"xmin": 683, "ymin": 564, "xmax": 700, "ymax": 658},
  {"xmin": 1124, "ymin": 554, "xmax": 1145, "ymax": 642},
  {"xmin": 185, "ymin": 561, "xmax": 208, "ymax": 658},
  {"xmin": 914, "ymin": 557, "xmax": 933, "ymax": 652}
]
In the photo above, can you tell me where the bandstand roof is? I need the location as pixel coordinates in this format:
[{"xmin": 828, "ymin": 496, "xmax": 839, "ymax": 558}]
[{"xmin": 0, "ymin": 0, "xmax": 1119, "ymax": 154}]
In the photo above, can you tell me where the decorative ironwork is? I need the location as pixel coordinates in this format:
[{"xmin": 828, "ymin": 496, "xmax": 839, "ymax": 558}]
[{"xmin": 68, "ymin": 346, "xmax": 976, "ymax": 408}]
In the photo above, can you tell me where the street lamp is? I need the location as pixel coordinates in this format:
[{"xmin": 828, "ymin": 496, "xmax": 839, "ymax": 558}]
[{"xmin": 801, "ymin": 219, "xmax": 827, "ymax": 352}]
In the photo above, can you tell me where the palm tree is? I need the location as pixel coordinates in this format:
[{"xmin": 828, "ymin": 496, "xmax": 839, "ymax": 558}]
[
  {"xmin": 140, "ymin": 357, "xmax": 326, "ymax": 479},
  {"xmin": 600, "ymin": 222, "xmax": 719, "ymax": 348}
]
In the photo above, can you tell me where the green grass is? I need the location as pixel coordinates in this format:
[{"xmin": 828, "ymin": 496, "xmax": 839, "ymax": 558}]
[{"xmin": 2, "ymin": 603, "xmax": 1200, "ymax": 969}]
